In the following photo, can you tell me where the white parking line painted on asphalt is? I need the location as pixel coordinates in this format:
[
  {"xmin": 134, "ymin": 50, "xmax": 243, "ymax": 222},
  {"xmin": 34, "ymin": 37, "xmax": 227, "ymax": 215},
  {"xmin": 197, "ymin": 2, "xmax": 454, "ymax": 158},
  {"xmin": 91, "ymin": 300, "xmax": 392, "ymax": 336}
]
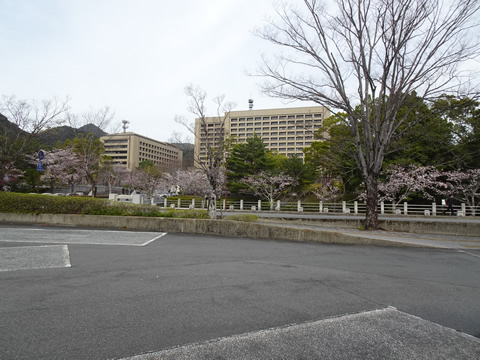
[
  {"xmin": 0, "ymin": 245, "xmax": 71, "ymax": 271},
  {"xmin": 142, "ymin": 233, "xmax": 167, "ymax": 246},
  {"xmin": 0, "ymin": 228, "xmax": 167, "ymax": 246}
]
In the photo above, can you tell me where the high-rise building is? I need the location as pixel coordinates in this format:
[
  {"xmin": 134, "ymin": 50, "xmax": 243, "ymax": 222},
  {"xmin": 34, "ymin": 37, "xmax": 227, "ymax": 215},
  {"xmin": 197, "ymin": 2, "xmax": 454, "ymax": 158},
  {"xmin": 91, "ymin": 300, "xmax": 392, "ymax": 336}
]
[
  {"xmin": 100, "ymin": 132, "xmax": 183, "ymax": 171},
  {"xmin": 194, "ymin": 105, "xmax": 329, "ymax": 167}
]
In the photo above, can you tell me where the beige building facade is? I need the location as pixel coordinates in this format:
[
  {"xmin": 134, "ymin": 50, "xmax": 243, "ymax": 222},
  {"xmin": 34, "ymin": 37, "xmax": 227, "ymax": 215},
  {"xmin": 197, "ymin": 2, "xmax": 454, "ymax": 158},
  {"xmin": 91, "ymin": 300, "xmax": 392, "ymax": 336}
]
[
  {"xmin": 195, "ymin": 105, "xmax": 329, "ymax": 167},
  {"xmin": 100, "ymin": 132, "xmax": 183, "ymax": 171}
]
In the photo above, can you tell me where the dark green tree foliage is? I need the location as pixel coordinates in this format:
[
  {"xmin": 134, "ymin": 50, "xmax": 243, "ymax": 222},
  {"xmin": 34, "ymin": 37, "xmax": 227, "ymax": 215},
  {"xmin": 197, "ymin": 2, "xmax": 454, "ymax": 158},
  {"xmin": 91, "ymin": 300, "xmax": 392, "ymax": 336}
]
[
  {"xmin": 303, "ymin": 95, "xmax": 476, "ymax": 199},
  {"xmin": 303, "ymin": 114, "xmax": 362, "ymax": 194},
  {"xmin": 227, "ymin": 134, "xmax": 274, "ymax": 192},
  {"xmin": 431, "ymin": 96, "xmax": 480, "ymax": 170},
  {"xmin": 385, "ymin": 93, "xmax": 453, "ymax": 168},
  {"xmin": 277, "ymin": 154, "xmax": 315, "ymax": 192}
]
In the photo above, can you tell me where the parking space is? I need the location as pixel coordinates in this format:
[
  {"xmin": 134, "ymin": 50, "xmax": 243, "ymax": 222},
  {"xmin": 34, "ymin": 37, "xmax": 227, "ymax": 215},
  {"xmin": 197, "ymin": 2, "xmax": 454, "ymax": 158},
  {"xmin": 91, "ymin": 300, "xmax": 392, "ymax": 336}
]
[
  {"xmin": 0, "ymin": 227, "xmax": 166, "ymax": 247},
  {"xmin": 0, "ymin": 226, "xmax": 166, "ymax": 272}
]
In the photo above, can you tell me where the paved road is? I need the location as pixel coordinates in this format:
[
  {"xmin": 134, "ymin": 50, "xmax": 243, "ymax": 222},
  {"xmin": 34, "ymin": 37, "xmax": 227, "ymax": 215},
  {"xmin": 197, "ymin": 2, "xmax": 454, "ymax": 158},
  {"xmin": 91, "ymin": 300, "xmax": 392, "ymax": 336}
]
[{"xmin": 1, "ymin": 224, "xmax": 479, "ymax": 359}]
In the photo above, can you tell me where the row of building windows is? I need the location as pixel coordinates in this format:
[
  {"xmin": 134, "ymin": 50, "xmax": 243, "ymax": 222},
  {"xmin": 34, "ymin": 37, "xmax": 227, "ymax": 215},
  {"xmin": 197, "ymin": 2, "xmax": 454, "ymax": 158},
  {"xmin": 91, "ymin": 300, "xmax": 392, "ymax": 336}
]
[
  {"xmin": 104, "ymin": 139, "xmax": 128, "ymax": 144},
  {"xmin": 230, "ymin": 114, "xmax": 323, "ymax": 122},
  {"xmin": 231, "ymin": 120, "xmax": 316, "ymax": 126}
]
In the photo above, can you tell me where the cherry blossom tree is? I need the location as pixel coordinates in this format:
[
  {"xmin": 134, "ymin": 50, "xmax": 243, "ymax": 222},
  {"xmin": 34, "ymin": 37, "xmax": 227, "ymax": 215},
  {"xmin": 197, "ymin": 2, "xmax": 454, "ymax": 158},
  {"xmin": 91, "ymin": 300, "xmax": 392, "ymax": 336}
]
[
  {"xmin": 0, "ymin": 95, "xmax": 69, "ymax": 190},
  {"xmin": 174, "ymin": 84, "xmax": 235, "ymax": 218},
  {"xmin": 310, "ymin": 178, "xmax": 342, "ymax": 202},
  {"xmin": 163, "ymin": 169, "xmax": 212, "ymax": 196},
  {"xmin": 42, "ymin": 148, "xmax": 83, "ymax": 193},
  {"xmin": 243, "ymin": 172, "xmax": 296, "ymax": 210},
  {"xmin": 377, "ymin": 165, "xmax": 442, "ymax": 207},
  {"xmin": 98, "ymin": 161, "xmax": 131, "ymax": 194},
  {"xmin": 25, "ymin": 148, "xmax": 82, "ymax": 193},
  {"xmin": 125, "ymin": 165, "xmax": 165, "ymax": 197},
  {"xmin": 436, "ymin": 169, "xmax": 480, "ymax": 215}
]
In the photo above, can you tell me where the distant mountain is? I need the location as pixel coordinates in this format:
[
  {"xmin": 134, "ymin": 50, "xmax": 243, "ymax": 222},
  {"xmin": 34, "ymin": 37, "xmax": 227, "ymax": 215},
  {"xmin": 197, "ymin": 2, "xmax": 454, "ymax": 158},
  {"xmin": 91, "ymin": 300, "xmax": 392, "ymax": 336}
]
[
  {"xmin": 1, "ymin": 113, "xmax": 107, "ymax": 148},
  {"xmin": 0, "ymin": 112, "xmax": 27, "ymax": 136},
  {"xmin": 37, "ymin": 124, "xmax": 107, "ymax": 148}
]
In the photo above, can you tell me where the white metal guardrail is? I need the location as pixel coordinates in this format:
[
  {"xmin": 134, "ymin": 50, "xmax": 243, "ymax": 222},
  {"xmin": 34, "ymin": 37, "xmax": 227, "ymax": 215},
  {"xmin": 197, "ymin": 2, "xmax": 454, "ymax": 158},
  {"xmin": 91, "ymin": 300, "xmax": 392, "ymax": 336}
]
[{"xmin": 153, "ymin": 198, "xmax": 475, "ymax": 217}]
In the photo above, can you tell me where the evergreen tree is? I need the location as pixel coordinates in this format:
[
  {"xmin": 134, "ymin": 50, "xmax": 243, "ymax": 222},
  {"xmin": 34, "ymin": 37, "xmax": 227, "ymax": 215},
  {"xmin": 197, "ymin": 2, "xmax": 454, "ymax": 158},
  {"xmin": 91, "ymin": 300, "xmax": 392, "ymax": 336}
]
[{"xmin": 227, "ymin": 134, "xmax": 274, "ymax": 193}]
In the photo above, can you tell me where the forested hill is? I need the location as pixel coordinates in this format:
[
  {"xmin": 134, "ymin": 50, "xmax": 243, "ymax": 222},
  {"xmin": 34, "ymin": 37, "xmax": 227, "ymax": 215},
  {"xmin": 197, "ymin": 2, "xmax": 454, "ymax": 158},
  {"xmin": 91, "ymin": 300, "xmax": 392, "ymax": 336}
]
[
  {"xmin": 1, "ymin": 112, "xmax": 107, "ymax": 148},
  {"xmin": 37, "ymin": 124, "xmax": 107, "ymax": 148}
]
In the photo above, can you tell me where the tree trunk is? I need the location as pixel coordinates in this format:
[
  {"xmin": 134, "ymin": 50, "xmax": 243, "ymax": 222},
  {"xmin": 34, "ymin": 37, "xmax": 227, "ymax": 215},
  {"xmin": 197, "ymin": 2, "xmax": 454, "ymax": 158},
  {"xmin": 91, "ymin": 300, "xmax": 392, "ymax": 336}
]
[{"xmin": 364, "ymin": 175, "xmax": 379, "ymax": 230}]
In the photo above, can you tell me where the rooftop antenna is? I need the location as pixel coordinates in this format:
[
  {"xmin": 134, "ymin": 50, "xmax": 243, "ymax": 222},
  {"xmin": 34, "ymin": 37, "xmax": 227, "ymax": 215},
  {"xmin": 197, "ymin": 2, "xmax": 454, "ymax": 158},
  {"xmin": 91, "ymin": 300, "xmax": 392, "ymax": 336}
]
[
  {"xmin": 248, "ymin": 99, "xmax": 254, "ymax": 110},
  {"xmin": 122, "ymin": 120, "xmax": 129, "ymax": 133}
]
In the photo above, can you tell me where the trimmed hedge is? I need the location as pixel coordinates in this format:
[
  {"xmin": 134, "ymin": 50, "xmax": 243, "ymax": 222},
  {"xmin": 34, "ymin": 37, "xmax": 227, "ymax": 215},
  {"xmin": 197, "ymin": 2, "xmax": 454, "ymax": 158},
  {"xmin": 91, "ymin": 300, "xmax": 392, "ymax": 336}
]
[{"xmin": 0, "ymin": 192, "xmax": 209, "ymax": 219}]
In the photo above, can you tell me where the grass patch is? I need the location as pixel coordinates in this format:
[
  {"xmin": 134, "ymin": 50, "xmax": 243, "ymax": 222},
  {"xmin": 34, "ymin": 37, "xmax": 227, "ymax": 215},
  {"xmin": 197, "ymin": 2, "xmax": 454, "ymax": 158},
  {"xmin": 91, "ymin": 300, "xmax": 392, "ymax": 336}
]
[{"xmin": 226, "ymin": 214, "xmax": 259, "ymax": 222}]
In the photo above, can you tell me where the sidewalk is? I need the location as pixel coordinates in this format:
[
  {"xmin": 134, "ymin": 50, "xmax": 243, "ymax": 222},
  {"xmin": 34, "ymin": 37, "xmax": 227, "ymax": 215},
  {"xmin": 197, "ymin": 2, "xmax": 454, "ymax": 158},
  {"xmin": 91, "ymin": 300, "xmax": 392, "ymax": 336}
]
[{"xmin": 254, "ymin": 214, "xmax": 480, "ymax": 250}]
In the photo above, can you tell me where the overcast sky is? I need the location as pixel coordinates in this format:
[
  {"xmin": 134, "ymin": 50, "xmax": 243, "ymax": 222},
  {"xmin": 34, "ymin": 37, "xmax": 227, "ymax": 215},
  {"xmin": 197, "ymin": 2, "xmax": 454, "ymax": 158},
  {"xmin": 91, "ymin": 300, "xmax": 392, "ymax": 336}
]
[{"xmin": 1, "ymin": 0, "xmax": 316, "ymax": 142}]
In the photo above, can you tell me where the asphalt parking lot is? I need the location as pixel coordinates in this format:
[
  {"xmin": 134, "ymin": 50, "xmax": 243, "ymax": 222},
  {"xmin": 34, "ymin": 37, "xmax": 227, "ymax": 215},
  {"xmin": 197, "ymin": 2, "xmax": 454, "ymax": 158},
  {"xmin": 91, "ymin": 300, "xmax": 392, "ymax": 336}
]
[{"xmin": 1, "ymin": 224, "xmax": 479, "ymax": 359}]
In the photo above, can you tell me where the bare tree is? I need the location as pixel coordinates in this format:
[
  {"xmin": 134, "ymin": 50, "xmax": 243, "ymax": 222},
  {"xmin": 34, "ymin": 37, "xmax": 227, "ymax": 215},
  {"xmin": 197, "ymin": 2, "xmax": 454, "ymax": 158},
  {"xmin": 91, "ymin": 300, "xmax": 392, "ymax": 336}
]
[
  {"xmin": 0, "ymin": 95, "xmax": 70, "ymax": 190},
  {"xmin": 256, "ymin": 0, "xmax": 480, "ymax": 229},
  {"xmin": 167, "ymin": 131, "xmax": 194, "ymax": 169},
  {"xmin": 64, "ymin": 107, "xmax": 116, "ymax": 197},
  {"xmin": 175, "ymin": 84, "xmax": 236, "ymax": 218}
]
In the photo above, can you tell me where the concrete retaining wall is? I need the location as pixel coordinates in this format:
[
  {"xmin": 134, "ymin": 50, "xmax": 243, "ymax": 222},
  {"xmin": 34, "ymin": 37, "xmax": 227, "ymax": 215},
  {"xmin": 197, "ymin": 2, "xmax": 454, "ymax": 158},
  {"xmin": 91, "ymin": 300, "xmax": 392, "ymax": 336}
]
[
  {"xmin": 258, "ymin": 217, "xmax": 480, "ymax": 236},
  {"xmin": 0, "ymin": 213, "xmax": 422, "ymax": 247}
]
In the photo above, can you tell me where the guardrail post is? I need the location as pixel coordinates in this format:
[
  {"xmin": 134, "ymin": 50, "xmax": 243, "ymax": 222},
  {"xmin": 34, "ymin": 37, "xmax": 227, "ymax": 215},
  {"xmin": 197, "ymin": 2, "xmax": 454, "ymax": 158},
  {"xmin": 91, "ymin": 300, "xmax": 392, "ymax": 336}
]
[
  {"xmin": 178, "ymin": 199, "xmax": 181, "ymax": 209},
  {"xmin": 223, "ymin": 199, "xmax": 226, "ymax": 210},
  {"xmin": 319, "ymin": 201, "xmax": 323, "ymax": 213},
  {"xmin": 298, "ymin": 200, "xmax": 302, "ymax": 212},
  {"xmin": 354, "ymin": 201, "xmax": 358, "ymax": 214},
  {"xmin": 380, "ymin": 201, "xmax": 385, "ymax": 215},
  {"xmin": 258, "ymin": 200, "xmax": 262, "ymax": 211},
  {"xmin": 461, "ymin": 203, "xmax": 466, "ymax": 216},
  {"xmin": 164, "ymin": 198, "xmax": 167, "ymax": 208},
  {"xmin": 403, "ymin": 202, "xmax": 408, "ymax": 215},
  {"xmin": 240, "ymin": 199, "xmax": 244, "ymax": 210},
  {"xmin": 276, "ymin": 200, "xmax": 281, "ymax": 211},
  {"xmin": 432, "ymin": 202, "xmax": 436, "ymax": 216}
]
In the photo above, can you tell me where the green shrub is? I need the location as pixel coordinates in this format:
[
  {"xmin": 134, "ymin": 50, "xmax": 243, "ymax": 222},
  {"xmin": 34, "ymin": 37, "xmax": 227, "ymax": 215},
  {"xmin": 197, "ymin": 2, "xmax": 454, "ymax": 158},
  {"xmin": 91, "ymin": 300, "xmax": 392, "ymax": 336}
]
[
  {"xmin": 0, "ymin": 192, "xmax": 208, "ymax": 219},
  {"xmin": 226, "ymin": 214, "xmax": 259, "ymax": 222}
]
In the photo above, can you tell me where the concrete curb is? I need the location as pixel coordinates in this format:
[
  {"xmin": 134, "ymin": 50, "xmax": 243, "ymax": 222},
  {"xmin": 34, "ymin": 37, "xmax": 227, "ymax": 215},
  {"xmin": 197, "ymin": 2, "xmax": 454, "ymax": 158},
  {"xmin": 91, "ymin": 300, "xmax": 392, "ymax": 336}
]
[{"xmin": 0, "ymin": 213, "xmax": 426, "ymax": 247}]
